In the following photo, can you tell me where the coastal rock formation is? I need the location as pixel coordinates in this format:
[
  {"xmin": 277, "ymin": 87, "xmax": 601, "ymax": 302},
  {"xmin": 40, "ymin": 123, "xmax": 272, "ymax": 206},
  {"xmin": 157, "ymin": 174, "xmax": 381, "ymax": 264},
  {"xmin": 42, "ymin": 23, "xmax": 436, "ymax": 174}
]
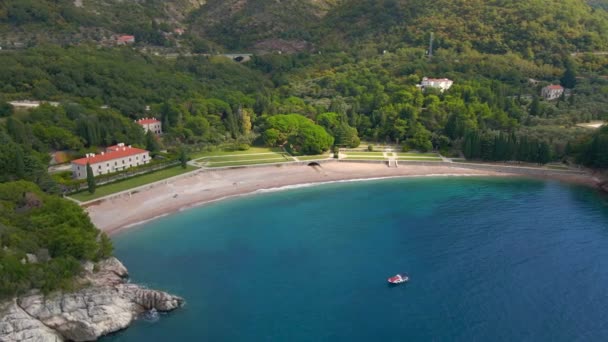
[{"xmin": 0, "ymin": 258, "xmax": 183, "ymax": 342}]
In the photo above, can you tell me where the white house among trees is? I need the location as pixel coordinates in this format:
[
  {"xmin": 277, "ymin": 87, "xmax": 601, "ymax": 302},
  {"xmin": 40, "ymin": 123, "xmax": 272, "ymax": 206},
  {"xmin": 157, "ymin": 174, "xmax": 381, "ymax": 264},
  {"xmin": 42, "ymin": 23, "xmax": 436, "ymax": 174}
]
[{"xmin": 71, "ymin": 143, "xmax": 150, "ymax": 179}]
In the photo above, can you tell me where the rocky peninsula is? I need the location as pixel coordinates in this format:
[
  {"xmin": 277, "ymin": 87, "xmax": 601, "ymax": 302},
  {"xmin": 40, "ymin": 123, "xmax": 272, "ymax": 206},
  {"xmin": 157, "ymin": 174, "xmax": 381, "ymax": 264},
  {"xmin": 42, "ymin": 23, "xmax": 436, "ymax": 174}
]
[{"xmin": 0, "ymin": 257, "xmax": 183, "ymax": 341}]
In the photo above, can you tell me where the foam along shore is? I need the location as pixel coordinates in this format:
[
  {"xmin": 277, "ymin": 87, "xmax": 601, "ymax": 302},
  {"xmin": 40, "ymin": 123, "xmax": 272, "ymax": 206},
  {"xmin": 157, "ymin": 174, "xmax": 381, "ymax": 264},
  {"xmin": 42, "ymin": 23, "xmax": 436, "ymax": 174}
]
[{"xmin": 85, "ymin": 162, "xmax": 595, "ymax": 235}]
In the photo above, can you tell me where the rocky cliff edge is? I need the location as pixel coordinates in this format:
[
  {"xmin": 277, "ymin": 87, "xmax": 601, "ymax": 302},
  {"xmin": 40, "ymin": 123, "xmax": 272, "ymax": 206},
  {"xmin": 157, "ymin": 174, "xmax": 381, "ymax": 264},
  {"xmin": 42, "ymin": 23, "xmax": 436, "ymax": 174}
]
[{"xmin": 0, "ymin": 257, "xmax": 184, "ymax": 342}]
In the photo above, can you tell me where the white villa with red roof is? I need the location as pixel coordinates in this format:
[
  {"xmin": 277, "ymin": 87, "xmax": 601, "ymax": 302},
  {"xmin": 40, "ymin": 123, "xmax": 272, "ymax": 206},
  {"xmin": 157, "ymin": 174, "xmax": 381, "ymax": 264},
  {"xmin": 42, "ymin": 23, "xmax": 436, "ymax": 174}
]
[
  {"xmin": 541, "ymin": 84, "xmax": 564, "ymax": 100},
  {"xmin": 419, "ymin": 77, "xmax": 454, "ymax": 92},
  {"xmin": 71, "ymin": 143, "xmax": 150, "ymax": 179},
  {"xmin": 136, "ymin": 117, "xmax": 162, "ymax": 134},
  {"xmin": 116, "ymin": 35, "xmax": 135, "ymax": 45}
]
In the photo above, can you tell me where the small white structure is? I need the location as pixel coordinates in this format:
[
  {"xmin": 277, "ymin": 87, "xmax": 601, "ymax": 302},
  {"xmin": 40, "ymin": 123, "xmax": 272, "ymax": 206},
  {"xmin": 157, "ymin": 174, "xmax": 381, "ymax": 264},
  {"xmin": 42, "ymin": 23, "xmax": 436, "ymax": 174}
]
[
  {"xmin": 71, "ymin": 143, "xmax": 150, "ymax": 179},
  {"xmin": 419, "ymin": 77, "xmax": 454, "ymax": 92},
  {"xmin": 136, "ymin": 118, "xmax": 162, "ymax": 135},
  {"xmin": 9, "ymin": 100, "xmax": 60, "ymax": 108},
  {"xmin": 541, "ymin": 85, "xmax": 564, "ymax": 100}
]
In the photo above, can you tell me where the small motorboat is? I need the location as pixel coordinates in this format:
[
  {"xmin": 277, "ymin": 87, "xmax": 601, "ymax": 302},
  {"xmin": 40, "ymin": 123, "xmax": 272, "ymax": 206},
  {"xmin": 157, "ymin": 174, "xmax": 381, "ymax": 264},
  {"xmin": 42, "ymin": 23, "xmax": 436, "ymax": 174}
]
[{"xmin": 387, "ymin": 274, "xmax": 409, "ymax": 284}]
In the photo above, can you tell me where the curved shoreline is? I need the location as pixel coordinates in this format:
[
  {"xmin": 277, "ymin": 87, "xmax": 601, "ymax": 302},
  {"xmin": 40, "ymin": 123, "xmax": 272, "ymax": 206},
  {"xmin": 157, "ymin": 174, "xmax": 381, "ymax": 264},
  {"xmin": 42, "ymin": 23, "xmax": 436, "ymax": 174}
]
[{"xmin": 86, "ymin": 162, "xmax": 599, "ymax": 235}]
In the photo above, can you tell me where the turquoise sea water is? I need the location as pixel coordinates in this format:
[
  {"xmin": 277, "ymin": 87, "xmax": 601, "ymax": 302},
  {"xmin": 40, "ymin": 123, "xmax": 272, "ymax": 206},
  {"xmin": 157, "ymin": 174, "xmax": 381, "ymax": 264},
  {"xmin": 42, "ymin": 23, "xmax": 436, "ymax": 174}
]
[{"xmin": 104, "ymin": 177, "xmax": 608, "ymax": 341}]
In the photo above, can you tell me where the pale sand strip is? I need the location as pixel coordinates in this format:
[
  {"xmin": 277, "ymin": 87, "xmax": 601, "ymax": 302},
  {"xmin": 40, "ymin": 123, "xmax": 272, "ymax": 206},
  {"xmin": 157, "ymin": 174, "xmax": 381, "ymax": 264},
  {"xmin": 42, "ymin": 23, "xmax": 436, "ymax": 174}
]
[{"xmin": 87, "ymin": 163, "xmax": 512, "ymax": 235}]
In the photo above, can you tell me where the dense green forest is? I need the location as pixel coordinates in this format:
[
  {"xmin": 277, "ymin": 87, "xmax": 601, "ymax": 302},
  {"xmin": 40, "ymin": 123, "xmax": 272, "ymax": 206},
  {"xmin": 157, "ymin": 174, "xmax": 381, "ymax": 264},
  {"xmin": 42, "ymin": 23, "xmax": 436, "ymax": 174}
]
[
  {"xmin": 0, "ymin": 0, "xmax": 607, "ymax": 298},
  {"xmin": 0, "ymin": 181, "xmax": 112, "ymax": 298}
]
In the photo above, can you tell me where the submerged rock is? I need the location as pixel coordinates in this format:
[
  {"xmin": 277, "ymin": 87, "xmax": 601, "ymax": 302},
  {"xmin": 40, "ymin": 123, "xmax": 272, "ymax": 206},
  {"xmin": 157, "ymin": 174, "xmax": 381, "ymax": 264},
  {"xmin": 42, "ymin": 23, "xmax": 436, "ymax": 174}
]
[{"xmin": 0, "ymin": 257, "xmax": 184, "ymax": 342}]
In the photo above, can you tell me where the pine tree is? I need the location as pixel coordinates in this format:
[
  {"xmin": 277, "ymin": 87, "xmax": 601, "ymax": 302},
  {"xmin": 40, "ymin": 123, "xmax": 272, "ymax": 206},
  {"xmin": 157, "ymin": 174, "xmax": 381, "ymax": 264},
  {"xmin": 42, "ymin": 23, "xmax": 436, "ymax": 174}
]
[{"xmin": 86, "ymin": 162, "xmax": 96, "ymax": 194}]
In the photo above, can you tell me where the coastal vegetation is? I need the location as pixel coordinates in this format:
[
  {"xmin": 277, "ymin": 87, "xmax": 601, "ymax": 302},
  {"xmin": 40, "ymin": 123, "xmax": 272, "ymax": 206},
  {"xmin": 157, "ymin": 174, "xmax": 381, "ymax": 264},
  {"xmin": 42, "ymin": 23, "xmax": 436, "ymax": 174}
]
[
  {"xmin": 0, "ymin": 181, "xmax": 112, "ymax": 298},
  {"xmin": 0, "ymin": 0, "xmax": 607, "ymax": 304}
]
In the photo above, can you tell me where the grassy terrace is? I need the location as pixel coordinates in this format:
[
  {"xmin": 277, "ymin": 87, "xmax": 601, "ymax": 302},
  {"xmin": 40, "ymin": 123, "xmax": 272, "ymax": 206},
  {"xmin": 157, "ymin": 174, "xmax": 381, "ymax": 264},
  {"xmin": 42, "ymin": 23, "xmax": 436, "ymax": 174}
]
[
  {"xmin": 70, "ymin": 165, "xmax": 198, "ymax": 202},
  {"xmin": 395, "ymin": 152, "xmax": 441, "ymax": 157},
  {"xmin": 198, "ymin": 152, "xmax": 294, "ymax": 167},
  {"xmin": 190, "ymin": 147, "xmax": 282, "ymax": 159},
  {"xmin": 344, "ymin": 151, "xmax": 386, "ymax": 156},
  {"xmin": 343, "ymin": 156, "xmax": 387, "ymax": 160},
  {"xmin": 296, "ymin": 154, "xmax": 331, "ymax": 161},
  {"xmin": 396, "ymin": 157, "xmax": 443, "ymax": 161}
]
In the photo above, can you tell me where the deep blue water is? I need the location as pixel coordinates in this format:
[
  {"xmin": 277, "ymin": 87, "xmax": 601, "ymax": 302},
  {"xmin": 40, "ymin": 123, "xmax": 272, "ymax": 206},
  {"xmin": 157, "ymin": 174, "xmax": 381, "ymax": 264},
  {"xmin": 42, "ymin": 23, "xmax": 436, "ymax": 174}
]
[{"xmin": 103, "ymin": 177, "xmax": 608, "ymax": 341}]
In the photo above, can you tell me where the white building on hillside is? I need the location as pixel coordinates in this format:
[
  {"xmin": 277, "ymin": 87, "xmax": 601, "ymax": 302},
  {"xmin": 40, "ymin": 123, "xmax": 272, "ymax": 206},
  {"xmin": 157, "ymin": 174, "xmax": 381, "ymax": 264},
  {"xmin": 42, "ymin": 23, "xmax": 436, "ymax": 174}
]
[
  {"xmin": 419, "ymin": 77, "xmax": 454, "ymax": 92},
  {"xmin": 136, "ymin": 118, "xmax": 162, "ymax": 135},
  {"xmin": 541, "ymin": 84, "xmax": 564, "ymax": 100},
  {"xmin": 71, "ymin": 143, "xmax": 150, "ymax": 179}
]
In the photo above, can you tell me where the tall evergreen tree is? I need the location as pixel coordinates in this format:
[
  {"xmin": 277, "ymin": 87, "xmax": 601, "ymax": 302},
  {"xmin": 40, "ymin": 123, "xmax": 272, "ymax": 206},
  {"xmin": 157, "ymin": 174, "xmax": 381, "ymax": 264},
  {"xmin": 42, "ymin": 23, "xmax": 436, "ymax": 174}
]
[
  {"xmin": 560, "ymin": 58, "xmax": 577, "ymax": 89},
  {"xmin": 86, "ymin": 162, "xmax": 95, "ymax": 194},
  {"xmin": 145, "ymin": 130, "xmax": 160, "ymax": 154},
  {"xmin": 15, "ymin": 148, "xmax": 25, "ymax": 179},
  {"xmin": 179, "ymin": 147, "xmax": 188, "ymax": 169},
  {"xmin": 529, "ymin": 96, "xmax": 541, "ymax": 116}
]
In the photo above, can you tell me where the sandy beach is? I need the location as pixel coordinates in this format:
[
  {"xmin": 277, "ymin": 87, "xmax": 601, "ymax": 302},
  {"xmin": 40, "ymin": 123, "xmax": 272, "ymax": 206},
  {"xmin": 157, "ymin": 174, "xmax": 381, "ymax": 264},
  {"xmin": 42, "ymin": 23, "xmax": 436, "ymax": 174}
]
[
  {"xmin": 87, "ymin": 163, "xmax": 504, "ymax": 234},
  {"xmin": 86, "ymin": 162, "xmax": 599, "ymax": 235}
]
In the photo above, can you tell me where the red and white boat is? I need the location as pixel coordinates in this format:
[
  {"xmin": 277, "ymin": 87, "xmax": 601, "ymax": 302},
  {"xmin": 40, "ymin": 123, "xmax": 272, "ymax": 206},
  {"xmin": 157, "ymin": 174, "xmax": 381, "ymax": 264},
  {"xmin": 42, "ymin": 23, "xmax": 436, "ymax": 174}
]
[{"xmin": 387, "ymin": 274, "xmax": 409, "ymax": 284}]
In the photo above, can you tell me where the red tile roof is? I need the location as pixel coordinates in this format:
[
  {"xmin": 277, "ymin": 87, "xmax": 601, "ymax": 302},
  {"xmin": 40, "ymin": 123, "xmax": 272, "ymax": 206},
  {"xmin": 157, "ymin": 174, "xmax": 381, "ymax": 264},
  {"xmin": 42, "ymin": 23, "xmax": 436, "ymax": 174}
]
[
  {"xmin": 546, "ymin": 85, "xmax": 564, "ymax": 90},
  {"xmin": 117, "ymin": 35, "xmax": 135, "ymax": 42},
  {"xmin": 137, "ymin": 118, "xmax": 161, "ymax": 125},
  {"xmin": 72, "ymin": 147, "xmax": 148, "ymax": 166}
]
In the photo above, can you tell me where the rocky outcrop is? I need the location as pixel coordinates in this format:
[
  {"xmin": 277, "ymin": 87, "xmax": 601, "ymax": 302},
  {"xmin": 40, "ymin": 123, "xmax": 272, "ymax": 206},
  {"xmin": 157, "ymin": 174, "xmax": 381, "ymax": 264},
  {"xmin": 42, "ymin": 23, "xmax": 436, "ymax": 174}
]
[{"xmin": 0, "ymin": 258, "xmax": 183, "ymax": 342}]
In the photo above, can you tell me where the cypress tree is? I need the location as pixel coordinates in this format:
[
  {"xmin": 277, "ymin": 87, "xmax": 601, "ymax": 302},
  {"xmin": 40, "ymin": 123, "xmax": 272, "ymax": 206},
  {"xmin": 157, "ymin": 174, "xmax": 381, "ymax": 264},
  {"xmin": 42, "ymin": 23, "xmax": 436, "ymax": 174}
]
[
  {"xmin": 86, "ymin": 162, "xmax": 96, "ymax": 194},
  {"xmin": 529, "ymin": 96, "xmax": 541, "ymax": 116},
  {"xmin": 179, "ymin": 147, "xmax": 188, "ymax": 169},
  {"xmin": 560, "ymin": 58, "xmax": 577, "ymax": 89},
  {"xmin": 538, "ymin": 142, "xmax": 551, "ymax": 164},
  {"xmin": 15, "ymin": 148, "xmax": 25, "ymax": 179},
  {"xmin": 145, "ymin": 130, "xmax": 160, "ymax": 154}
]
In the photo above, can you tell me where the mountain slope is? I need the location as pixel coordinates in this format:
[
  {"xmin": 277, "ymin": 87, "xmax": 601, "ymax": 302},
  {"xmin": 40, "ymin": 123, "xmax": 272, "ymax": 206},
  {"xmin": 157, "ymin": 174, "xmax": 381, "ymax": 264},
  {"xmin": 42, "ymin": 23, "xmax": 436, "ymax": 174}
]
[
  {"xmin": 188, "ymin": 0, "xmax": 341, "ymax": 51},
  {"xmin": 318, "ymin": 0, "xmax": 608, "ymax": 56}
]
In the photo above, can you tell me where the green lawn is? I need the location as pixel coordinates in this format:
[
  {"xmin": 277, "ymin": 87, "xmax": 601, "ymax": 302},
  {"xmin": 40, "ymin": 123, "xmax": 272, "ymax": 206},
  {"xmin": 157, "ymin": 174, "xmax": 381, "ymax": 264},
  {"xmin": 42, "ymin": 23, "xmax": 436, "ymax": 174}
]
[
  {"xmin": 396, "ymin": 152, "xmax": 440, "ymax": 157},
  {"xmin": 297, "ymin": 154, "xmax": 330, "ymax": 161},
  {"xmin": 205, "ymin": 159, "xmax": 291, "ymax": 167},
  {"xmin": 397, "ymin": 157, "xmax": 443, "ymax": 161},
  {"xmin": 343, "ymin": 156, "xmax": 387, "ymax": 160},
  {"xmin": 198, "ymin": 153, "xmax": 290, "ymax": 163},
  {"xmin": 70, "ymin": 165, "xmax": 198, "ymax": 202},
  {"xmin": 344, "ymin": 152, "xmax": 386, "ymax": 156},
  {"xmin": 190, "ymin": 147, "xmax": 283, "ymax": 159}
]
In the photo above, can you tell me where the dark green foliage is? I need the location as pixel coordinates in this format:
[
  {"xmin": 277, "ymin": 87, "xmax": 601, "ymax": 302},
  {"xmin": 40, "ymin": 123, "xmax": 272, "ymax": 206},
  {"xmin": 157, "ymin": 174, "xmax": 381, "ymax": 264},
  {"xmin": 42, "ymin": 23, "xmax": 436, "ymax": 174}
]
[
  {"xmin": 0, "ymin": 181, "xmax": 112, "ymax": 298},
  {"xmin": 145, "ymin": 131, "xmax": 161, "ymax": 154},
  {"xmin": 574, "ymin": 125, "xmax": 608, "ymax": 168},
  {"xmin": 317, "ymin": 112, "xmax": 360, "ymax": 147},
  {"xmin": 560, "ymin": 58, "xmax": 578, "ymax": 89},
  {"xmin": 0, "ymin": 130, "xmax": 56, "ymax": 191},
  {"xmin": 179, "ymin": 147, "xmax": 188, "ymax": 169},
  {"xmin": 0, "ymin": 102, "xmax": 13, "ymax": 117},
  {"xmin": 263, "ymin": 114, "xmax": 334, "ymax": 154},
  {"xmin": 463, "ymin": 130, "xmax": 553, "ymax": 164},
  {"xmin": 86, "ymin": 163, "xmax": 95, "ymax": 194},
  {"xmin": 529, "ymin": 96, "xmax": 542, "ymax": 116}
]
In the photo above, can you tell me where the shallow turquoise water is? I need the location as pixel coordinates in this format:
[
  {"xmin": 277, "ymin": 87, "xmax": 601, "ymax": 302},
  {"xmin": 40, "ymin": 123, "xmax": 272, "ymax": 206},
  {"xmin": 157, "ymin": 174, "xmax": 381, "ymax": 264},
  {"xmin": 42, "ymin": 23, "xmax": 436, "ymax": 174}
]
[{"xmin": 104, "ymin": 177, "xmax": 608, "ymax": 341}]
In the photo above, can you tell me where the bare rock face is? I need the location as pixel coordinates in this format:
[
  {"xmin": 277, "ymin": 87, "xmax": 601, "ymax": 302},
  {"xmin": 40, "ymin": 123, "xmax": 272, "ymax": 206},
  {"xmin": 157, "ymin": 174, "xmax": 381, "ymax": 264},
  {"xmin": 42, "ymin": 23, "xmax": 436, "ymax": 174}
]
[
  {"xmin": 0, "ymin": 300, "xmax": 63, "ymax": 342},
  {"xmin": 0, "ymin": 257, "xmax": 184, "ymax": 342}
]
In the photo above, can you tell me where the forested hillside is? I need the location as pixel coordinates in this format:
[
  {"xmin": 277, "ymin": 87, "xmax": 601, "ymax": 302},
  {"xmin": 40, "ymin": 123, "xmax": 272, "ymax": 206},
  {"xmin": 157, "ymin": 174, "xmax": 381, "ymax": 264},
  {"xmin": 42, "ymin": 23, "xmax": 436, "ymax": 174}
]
[
  {"xmin": 0, "ymin": 181, "xmax": 112, "ymax": 298},
  {"xmin": 0, "ymin": 0, "xmax": 607, "ymax": 298}
]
